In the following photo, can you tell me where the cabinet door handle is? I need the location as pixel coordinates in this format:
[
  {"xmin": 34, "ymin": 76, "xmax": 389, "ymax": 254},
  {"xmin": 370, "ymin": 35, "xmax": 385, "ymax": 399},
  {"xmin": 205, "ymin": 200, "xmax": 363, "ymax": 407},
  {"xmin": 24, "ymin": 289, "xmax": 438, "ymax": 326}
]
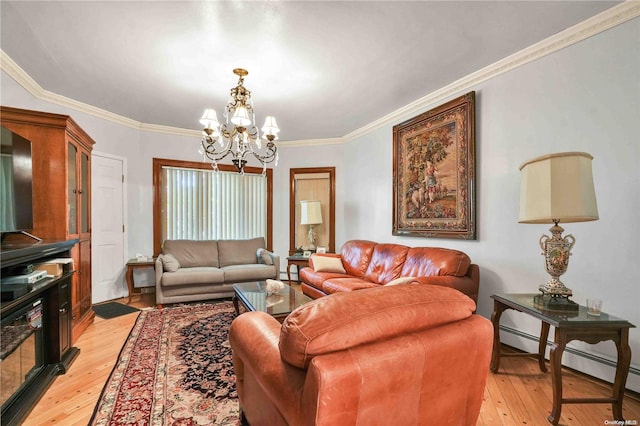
[{"xmin": 59, "ymin": 308, "xmax": 67, "ymax": 313}]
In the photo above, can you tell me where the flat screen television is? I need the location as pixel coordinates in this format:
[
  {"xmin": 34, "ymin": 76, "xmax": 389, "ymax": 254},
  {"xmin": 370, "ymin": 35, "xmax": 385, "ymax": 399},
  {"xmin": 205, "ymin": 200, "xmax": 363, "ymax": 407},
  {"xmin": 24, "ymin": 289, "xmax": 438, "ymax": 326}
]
[{"xmin": 1, "ymin": 126, "xmax": 35, "ymax": 236}]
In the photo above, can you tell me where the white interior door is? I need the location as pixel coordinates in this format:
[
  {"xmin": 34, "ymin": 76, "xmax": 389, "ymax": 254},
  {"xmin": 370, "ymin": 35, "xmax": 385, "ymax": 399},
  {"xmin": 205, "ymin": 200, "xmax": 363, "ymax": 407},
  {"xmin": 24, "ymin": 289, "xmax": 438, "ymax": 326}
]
[{"xmin": 92, "ymin": 153, "xmax": 126, "ymax": 303}]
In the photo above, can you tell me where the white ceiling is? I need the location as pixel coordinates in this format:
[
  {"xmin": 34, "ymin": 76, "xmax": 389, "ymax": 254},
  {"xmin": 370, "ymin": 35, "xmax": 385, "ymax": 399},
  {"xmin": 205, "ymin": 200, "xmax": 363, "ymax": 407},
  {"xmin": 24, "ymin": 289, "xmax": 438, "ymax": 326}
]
[{"xmin": 0, "ymin": 1, "xmax": 619, "ymax": 142}]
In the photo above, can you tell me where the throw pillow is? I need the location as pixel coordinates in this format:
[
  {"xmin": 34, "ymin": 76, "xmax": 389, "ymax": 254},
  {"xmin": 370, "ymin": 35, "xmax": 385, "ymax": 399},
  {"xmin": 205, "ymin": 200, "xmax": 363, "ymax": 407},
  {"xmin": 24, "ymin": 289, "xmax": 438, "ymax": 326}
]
[
  {"xmin": 385, "ymin": 276, "xmax": 416, "ymax": 286},
  {"xmin": 312, "ymin": 255, "xmax": 346, "ymax": 274},
  {"xmin": 257, "ymin": 248, "xmax": 274, "ymax": 265},
  {"xmin": 161, "ymin": 253, "xmax": 180, "ymax": 272}
]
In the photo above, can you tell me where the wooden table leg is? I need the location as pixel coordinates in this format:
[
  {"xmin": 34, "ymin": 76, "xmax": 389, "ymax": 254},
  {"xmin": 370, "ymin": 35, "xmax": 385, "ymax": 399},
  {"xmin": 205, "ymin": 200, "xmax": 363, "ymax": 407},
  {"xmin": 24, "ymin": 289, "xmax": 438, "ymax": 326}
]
[
  {"xmin": 287, "ymin": 263, "xmax": 293, "ymax": 284},
  {"xmin": 547, "ymin": 329, "xmax": 567, "ymax": 425},
  {"xmin": 125, "ymin": 266, "xmax": 134, "ymax": 304},
  {"xmin": 490, "ymin": 300, "xmax": 508, "ymax": 373},
  {"xmin": 612, "ymin": 328, "xmax": 632, "ymax": 420},
  {"xmin": 538, "ymin": 322, "xmax": 550, "ymax": 373}
]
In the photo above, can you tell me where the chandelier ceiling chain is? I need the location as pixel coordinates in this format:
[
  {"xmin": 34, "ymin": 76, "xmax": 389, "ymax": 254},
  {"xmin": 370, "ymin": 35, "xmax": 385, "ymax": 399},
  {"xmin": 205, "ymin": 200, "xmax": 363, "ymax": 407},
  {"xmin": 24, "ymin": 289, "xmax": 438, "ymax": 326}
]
[{"xmin": 198, "ymin": 68, "xmax": 279, "ymax": 173}]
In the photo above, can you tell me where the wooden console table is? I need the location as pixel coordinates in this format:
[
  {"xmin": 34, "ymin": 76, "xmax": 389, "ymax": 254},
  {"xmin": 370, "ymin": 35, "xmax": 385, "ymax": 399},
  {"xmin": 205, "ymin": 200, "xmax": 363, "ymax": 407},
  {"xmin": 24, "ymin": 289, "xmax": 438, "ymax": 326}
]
[
  {"xmin": 286, "ymin": 255, "xmax": 310, "ymax": 284},
  {"xmin": 490, "ymin": 293, "xmax": 634, "ymax": 425},
  {"xmin": 125, "ymin": 258, "xmax": 156, "ymax": 303}
]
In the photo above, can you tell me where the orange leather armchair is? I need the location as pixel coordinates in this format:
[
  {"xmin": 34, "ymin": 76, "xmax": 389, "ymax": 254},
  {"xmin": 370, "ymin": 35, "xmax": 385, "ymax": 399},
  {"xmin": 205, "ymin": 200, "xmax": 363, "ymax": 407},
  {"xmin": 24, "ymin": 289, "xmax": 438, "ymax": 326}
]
[{"xmin": 229, "ymin": 284, "xmax": 492, "ymax": 426}]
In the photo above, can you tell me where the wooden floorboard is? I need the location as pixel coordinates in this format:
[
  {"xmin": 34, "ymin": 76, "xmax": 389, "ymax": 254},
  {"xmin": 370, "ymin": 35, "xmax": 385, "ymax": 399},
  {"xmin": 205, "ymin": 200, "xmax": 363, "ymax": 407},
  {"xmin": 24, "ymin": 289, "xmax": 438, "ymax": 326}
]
[{"xmin": 24, "ymin": 292, "xmax": 640, "ymax": 425}]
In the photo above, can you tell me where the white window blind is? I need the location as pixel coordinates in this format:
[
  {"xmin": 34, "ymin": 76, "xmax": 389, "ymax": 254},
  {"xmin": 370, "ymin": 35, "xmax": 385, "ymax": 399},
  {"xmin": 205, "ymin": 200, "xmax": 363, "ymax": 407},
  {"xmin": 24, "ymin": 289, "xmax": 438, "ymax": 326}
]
[{"xmin": 161, "ymin": 166, "xmax": 267, "ymax": 241}]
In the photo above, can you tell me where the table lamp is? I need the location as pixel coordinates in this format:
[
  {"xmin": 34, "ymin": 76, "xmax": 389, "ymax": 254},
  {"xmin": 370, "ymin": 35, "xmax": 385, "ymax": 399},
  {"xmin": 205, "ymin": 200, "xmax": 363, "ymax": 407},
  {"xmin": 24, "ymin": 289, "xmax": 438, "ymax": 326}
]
[
  {"xmin": 300, "ymin": 200, "xmax": 323, "ymax": 251},
  {"xmin": 519, "ymin": 152, "xmax": 598, "ymax": 306}
]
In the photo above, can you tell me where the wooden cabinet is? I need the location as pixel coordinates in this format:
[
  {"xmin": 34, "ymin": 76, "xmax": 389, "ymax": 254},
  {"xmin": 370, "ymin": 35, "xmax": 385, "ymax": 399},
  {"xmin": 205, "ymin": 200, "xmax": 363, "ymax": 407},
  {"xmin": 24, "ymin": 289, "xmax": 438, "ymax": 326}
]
[
  {"xmin": 57, "ymin": 280, "xmax": 71, "ymax": 361},
  {"xmin": 0, "ymin": 106, "xmax": 96, "ymax": 343}
]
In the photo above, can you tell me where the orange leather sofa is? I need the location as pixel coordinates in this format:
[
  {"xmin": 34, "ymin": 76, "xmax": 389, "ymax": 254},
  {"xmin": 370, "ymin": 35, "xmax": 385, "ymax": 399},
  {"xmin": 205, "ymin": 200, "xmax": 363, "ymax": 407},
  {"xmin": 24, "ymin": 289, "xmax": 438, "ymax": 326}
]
[
  {"xmin": 229, "ymin": 284, "xmax": 493, "ymax": 426},
  {"xmin": 300, "ymin": 239, "xmax": 479, "ymax": 303}
]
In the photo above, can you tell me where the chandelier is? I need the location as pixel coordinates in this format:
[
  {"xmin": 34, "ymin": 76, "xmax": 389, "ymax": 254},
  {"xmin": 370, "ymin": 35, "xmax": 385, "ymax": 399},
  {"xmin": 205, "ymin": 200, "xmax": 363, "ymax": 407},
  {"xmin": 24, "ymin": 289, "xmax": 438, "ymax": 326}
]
[{"xmin": 198, "ymin": 68, "xmax": 279, "ymax": 173}]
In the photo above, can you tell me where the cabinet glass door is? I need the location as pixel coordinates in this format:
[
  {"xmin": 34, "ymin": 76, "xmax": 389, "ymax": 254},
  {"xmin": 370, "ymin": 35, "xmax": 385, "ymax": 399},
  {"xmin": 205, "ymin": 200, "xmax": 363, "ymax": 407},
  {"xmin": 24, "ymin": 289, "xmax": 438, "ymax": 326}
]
[
  {"xmin": 80, "ymin": 152, "xmax": 89, "ymax": 233},
  {"xmin": 68, "ymin": 143, "xmax": 78, "ymax": 234}
]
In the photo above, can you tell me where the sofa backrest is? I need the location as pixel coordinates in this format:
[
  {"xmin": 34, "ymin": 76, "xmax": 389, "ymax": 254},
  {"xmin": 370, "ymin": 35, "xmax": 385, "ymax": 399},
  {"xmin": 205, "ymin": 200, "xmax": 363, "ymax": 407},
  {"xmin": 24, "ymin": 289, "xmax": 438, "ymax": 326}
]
[
  {"xmin": 339, "ymin": 240, "xmax": 472, "ymax": 282},
  {"xmin": 162, "ymin": 240, "xmax": 219, "ymax": 268},
  {"xmin": 364, "ymin": 243, "xmax": 409, "ymax": 284},
  {"xmin": 340, "ymin": 240, "xmax": 376, "ymax": 278},
  {"xmin": 401, "ymin": 247, "xmax": 471, "ymax": 277},
  {"xmin": 279, "ymin": 285, "xmax": 475, "ymax": 369},
  {"xmin": 218, "ymin": 237, "xmax": 265, "ymax": 267}
]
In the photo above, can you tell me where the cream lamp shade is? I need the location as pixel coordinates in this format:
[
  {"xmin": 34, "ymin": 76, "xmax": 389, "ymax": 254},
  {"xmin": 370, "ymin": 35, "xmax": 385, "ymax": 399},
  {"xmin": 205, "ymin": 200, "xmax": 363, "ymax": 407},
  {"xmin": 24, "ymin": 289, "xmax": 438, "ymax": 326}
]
[
  {"xmin": 519, "ymin": 152, "xmax": 598, "ymax": 224},
  {"xmin": 300, "ymin": 200, "xmax": 323, "ymax": 225}
]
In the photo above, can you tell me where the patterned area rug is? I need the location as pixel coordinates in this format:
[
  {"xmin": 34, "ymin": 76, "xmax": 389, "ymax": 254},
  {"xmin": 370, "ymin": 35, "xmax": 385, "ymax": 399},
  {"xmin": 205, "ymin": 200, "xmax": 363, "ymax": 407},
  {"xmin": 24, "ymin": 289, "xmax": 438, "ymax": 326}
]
[{"xmin": 90, "ymin": 301, "xmax": 240, "ymax": 425}]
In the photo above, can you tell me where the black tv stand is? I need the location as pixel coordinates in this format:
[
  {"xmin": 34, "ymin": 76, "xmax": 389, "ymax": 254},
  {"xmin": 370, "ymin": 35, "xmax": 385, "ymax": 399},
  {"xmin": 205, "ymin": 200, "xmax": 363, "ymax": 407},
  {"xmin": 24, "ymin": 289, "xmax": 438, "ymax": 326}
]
[
  {"xmin": 1, "ymin": 239, "xmax": 79, "ymax": 426},
  {"xmin": 1, "ymin": 230, "xmax": 42, "ymax": 243}
]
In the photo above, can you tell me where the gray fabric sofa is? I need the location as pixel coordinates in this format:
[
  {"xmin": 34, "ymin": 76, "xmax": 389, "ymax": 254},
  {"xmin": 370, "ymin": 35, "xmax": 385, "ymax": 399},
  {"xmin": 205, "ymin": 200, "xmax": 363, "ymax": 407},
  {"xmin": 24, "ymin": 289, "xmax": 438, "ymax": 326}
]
[{"xmin": 154, "ymin": 237, "xmax": 280, "ymax": 306}]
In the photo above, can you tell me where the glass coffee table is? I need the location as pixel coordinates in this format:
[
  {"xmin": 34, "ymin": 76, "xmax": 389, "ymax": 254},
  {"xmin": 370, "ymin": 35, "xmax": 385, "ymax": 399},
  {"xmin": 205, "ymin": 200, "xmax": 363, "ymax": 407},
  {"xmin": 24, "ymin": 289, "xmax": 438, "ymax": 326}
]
[{"xmin": 232, "ymin": 281, "xmax": 313, "ymax": 322}]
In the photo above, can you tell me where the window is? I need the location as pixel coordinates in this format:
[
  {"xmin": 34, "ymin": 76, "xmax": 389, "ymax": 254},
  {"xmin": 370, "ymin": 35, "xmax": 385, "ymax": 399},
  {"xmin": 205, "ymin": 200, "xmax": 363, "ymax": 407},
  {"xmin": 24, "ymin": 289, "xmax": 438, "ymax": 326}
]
[{"xmin": 153, "ymin": 158, "xmax": 273, "ymax": 255}]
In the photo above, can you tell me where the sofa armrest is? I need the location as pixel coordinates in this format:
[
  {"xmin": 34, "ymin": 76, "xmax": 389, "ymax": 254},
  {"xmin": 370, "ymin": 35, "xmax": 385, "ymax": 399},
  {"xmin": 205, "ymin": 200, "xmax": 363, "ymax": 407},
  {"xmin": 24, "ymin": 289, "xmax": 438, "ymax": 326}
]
[
  {"xmin": 258, "ymin": 249, "xmax": 281, "ymax": 279},
  {"xmin": 229, "ymin": 312, "xmax": 305, "ymax": 424},
  {"xmin": 408, "ymin": 275, "xmax": 478, "ymax": 304},
  {"xmin": 155, "ymin": 255, "xmax": 164, "ymax": 285},
  {"xmin": 270, "ymin": 252, "xmax": 280, "ymax": 279}
]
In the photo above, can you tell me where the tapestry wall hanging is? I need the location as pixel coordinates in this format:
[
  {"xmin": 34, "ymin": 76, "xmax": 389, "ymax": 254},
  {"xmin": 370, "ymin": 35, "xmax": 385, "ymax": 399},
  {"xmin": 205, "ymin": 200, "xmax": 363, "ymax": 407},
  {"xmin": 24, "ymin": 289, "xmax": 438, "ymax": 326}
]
[{"xmin": 392, "ymin": 91, "xmax": 476, "ymax": 240}]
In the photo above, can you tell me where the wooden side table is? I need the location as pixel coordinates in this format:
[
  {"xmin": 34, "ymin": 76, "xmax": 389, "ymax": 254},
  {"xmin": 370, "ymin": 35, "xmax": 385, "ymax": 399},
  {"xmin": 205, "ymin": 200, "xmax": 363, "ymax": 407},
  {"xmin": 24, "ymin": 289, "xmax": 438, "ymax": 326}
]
[
  {"xmin": 286, "ymin": 255, "xmax": 310, "ymax": 284},
  {"xmin": 125, "ymin": 258, "xmax": 156, "ymax": 303},
  {"xmin": 490, "ymin": 293, "xmax": 634, "ymax": 425}
]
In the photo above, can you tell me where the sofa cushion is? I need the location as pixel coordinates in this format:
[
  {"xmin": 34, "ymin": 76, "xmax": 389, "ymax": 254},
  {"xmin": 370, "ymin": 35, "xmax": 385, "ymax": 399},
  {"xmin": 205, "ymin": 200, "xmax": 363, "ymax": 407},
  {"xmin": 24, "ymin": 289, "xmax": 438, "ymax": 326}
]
[
  {"xmin": 222, "ymin": 264, "xmax": 276, "ymax": 282},
  {"xmin": 340, "ymin": 240, "xmax": 376, "ymax": 278},
  {"xmin": 280, "ymin": 285, "xmax": 475, "ymax": 369},
  {"xmin": 218, "ymin": 237, "xmax": 265, "ymax": 267},
  {"xmin": 163, "ymin": 240, "xmax": 219, "ymax": 268},
  {"xmin": 160, "ymin": 253, "xmax": 181, "ymax": 272},
  {"xmin": 322, "ymin": 278, "xmax": 379, "ymax": 295},
  {"xmin": 299, "ymin": 268, "xmax": 351, "ymax": 289},
  {"xmin": 311, "ymin": 254, "xmax": 346, "ymax": 273},
  {"xmin": 364, "ymin": 243, "xmax": 409, "ymax": 284},
  {"xmin": 401, "ymin": 247, "xmax": 471, "ymax": 278},
  {"xmin": 161, "ymin": 266, "xmax": 224, "ymax": 286}
]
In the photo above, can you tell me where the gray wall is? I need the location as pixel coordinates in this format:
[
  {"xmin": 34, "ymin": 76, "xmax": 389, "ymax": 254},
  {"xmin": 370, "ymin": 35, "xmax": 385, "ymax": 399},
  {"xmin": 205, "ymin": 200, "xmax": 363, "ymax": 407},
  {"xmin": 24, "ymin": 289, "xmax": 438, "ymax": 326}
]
[
  {"xmin": 1, "ymin": 15, "xmax": 638, "ymax": 390},
  {"xmin": 339, "ymin": 18, "xmax": 640, "ymax": 390}
]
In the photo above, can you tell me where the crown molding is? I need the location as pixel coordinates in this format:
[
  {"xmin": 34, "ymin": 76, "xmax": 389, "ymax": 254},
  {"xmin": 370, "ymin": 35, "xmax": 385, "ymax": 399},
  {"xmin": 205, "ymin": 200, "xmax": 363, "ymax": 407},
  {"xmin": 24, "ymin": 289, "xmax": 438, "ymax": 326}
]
[
  {"xmin": 278, "ymin": 137, "xmax": 344, "ymax": 148},
  {"xmin": 2, "ymin": 1, "xmax": 638, "ymax": 145},
  {"xmin": 343, "ymin": 1, "xmax": 640, "ymax": 143}
]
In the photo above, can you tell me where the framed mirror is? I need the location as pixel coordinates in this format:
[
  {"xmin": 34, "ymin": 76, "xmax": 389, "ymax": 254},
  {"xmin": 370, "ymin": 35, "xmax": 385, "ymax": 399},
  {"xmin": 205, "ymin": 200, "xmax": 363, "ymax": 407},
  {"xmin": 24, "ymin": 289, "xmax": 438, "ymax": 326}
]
[{"xmin": 289, "ymin": 167, "xmax": 335, "ymax": 255}]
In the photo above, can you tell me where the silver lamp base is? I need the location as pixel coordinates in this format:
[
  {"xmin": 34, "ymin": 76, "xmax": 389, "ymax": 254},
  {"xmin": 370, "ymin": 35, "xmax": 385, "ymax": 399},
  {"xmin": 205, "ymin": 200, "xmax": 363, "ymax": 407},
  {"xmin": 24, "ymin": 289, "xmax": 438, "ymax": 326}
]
[{"xmin": 538, "ymin": 278, "xmax": 573, "ymax": 297}]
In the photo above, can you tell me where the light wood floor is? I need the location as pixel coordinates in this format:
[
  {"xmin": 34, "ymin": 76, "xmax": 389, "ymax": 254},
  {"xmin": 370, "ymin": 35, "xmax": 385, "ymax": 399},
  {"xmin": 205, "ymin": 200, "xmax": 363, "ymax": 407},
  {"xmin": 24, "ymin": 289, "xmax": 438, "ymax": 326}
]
[{"xmin": 25, "ymin": 292, "xmax": 640, "ymax": 426}]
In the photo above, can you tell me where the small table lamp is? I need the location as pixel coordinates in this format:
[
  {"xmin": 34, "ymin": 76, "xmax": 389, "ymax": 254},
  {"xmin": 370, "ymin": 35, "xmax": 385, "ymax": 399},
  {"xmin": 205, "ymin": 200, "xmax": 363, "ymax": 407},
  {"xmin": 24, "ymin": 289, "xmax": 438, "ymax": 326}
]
[
  {"xmin": 519, "ymin": 152, "xmax": 599, "ymax": 300},
  {"xmin": 300, "ymin": 200, "xmax": 323, "ymax": 251}
]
